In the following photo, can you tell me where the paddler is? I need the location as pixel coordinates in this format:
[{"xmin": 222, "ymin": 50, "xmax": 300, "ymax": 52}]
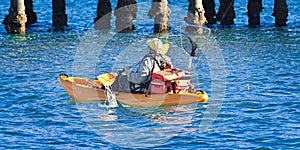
[{"xmin": 112, "ymin": 38, "xmax": 173, "ymax": 93}]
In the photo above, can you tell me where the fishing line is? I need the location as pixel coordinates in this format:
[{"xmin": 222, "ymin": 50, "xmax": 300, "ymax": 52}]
[{"xmin": 218, "ymin": 0, "xmax": 235, "ymax": 26}]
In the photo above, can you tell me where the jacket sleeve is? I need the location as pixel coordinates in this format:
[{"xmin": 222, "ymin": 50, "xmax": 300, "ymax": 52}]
[{"xmin": 126, "ymin": 57, "xmax": 154, "ymax": 84}]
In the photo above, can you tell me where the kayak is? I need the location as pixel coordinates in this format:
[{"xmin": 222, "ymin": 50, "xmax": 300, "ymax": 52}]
[{"xmin": 58, "ymin": 74, "xmax": 208, "ymax": 108}]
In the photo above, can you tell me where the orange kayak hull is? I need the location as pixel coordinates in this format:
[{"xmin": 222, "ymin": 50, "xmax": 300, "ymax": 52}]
[{"xmin": 58, "ymin": 74, "xmax": 208, "ymax": 108}]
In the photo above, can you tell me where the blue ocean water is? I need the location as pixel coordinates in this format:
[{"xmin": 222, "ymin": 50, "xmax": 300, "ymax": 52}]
[{"xmin": 0, "ymin": 0, "xmax": 299, "ymax": 149}]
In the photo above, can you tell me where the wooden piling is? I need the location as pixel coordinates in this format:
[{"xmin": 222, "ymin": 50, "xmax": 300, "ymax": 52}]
[
  {"xmin": 184, "ymin": 0, "xmax": 207, "ymax": 34},
  {"xmin": 216, "ymin": 0, "xmax": 235, "ymax": 25},
  {"xmin": 3, "ymin": 0, "xmax": 27, "ymax": 34},
  {"xmin": 94, "ymin": 0, "xmax": 112, "ymax": 30},
  {"xmin": 273, "ymin": 0, "xmax": 288, "ymax": 26},
  {"xmin": 52, "ymin": 0, "xmax": 67, "ymax": 27},
  {"xmin": 247, "ymin": 0, "xmax": 263, "ymax": 26},
  {"xmin": 203, "ymin": 0, "xmax": 216, "ymax": 24},
  {"xmin": 25, "ymin": 0, "xmax": 37, "ymax": 25},
  {"xmin": 148, "ymin": 0, "xmax": 171, "ymax": 33},
  {"xmin": 114, "ymin": 0, "xmax": 138, "ymax": 32}
]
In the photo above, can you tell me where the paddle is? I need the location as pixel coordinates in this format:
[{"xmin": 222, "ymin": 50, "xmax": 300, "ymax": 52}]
[{"xmin": 97, "ymin": 73, "xmax": 118, "ymax": 86}]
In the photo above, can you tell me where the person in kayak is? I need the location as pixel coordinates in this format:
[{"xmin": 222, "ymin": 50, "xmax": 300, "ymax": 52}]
[{"xmin": 112, "ymin": 38, "xmax": 172, "ymax": 93}]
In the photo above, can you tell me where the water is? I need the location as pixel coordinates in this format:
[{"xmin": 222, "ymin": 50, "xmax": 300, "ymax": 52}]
[{"xmin": 0, "ymin": 0, "xmax": 299, "ymax": 149}]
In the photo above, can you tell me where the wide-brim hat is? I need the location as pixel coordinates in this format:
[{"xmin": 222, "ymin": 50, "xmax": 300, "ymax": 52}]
[
  {"xmin": 146, "ymin": 38, "xmax": 170, "ymax": 55},
  {"xmin": 162, "ymin": 43, "xmax": 169, "ymax": 55}
]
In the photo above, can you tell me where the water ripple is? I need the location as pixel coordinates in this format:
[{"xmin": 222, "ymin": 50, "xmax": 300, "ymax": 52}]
[{"xmin": 0, "ymin": 0, "xmax": 299, "ymax": 149}]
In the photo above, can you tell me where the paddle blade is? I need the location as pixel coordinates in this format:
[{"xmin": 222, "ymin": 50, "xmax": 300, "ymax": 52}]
[{"xmin": 97, "ymin": 73, "xmax": 118, "ymax": 86}]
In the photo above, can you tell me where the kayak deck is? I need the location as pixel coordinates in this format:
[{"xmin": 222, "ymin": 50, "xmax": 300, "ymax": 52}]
[{"xmin": 58, "ymin": 74, "xmax": 208, "ymax": 108}]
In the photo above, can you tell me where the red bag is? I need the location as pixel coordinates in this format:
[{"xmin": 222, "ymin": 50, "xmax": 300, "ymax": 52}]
[{"xmin": 150, "ymin": 69, "xmax": 179, "ymax": 94}]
